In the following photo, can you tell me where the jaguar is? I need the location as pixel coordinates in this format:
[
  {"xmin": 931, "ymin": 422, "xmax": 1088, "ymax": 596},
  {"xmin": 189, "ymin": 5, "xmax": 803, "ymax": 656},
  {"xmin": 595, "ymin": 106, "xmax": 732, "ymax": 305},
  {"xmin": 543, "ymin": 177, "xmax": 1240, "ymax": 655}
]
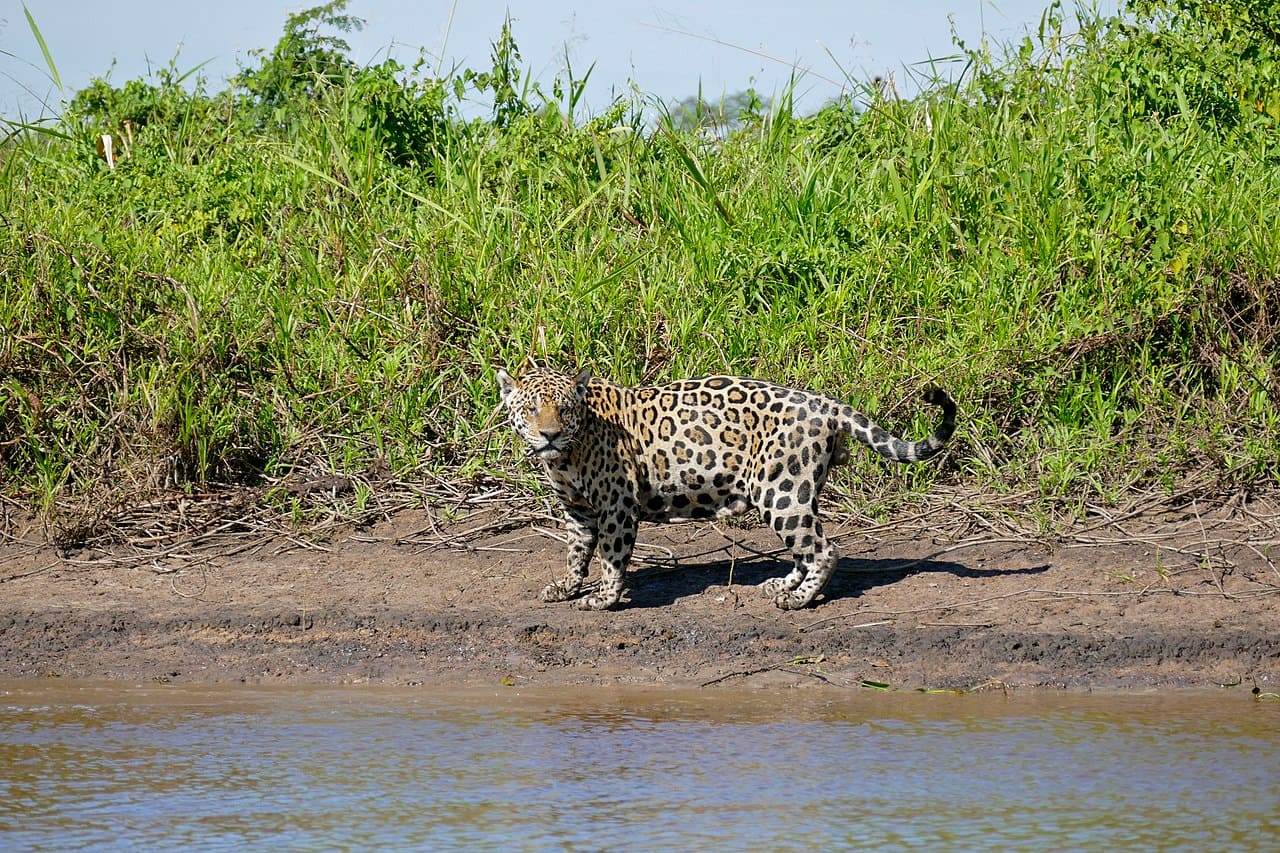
[{"xmin": 497, "ymin": 366, "xmax": 956, "ymax": 610}]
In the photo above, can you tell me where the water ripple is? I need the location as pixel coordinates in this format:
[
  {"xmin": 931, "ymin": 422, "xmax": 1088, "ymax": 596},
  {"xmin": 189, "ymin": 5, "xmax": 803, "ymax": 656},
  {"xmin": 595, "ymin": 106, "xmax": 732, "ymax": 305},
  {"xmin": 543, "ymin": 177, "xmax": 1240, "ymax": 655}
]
[{"xmin": 1, "ymin": 684, "xmax": 1277, "ymax": 850}]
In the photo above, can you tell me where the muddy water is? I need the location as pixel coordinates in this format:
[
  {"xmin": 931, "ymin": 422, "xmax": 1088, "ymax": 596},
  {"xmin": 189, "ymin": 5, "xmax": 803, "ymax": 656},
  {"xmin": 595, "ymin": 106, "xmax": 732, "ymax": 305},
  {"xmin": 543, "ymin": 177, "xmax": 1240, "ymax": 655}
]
[{"xmin": 2, "ymin": 681, "xmax": 1277, "ymax": 851}]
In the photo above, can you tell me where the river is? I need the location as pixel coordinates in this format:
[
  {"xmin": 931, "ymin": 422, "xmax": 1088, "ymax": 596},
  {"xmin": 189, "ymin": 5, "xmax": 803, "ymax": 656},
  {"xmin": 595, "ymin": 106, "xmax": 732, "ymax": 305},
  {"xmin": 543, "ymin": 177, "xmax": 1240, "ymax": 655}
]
[{"xmin": 2, "ymin": 680, "xmax": 1277, "ymax": 850}]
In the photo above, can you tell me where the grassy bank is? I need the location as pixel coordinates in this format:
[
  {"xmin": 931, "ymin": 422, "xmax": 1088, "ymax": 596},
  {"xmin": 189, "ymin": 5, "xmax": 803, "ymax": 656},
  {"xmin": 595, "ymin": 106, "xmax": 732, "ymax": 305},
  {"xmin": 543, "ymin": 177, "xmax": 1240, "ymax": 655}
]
[{"xmin": 2, "ymin": 2, "xmax": 1278, "ymax": 545}]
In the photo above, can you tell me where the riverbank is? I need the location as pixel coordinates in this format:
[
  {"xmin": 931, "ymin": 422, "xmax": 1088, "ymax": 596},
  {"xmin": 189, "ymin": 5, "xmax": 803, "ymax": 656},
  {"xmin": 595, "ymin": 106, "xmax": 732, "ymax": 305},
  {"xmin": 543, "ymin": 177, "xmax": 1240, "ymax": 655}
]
[{"xmin": 3, "ymin": 497, "xmax": 1277, "ymax": 693}]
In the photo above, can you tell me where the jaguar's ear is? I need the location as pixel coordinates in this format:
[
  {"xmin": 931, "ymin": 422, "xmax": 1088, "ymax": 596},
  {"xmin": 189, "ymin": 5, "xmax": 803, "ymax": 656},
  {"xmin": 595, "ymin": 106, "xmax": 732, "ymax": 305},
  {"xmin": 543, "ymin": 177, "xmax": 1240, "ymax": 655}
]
[
  {"xmin": 496, "ymin": 368, "xmax": 517, "ymax": 404},
  {"xmin": 574, "ymin": 367, "xmax": 592, "ymax": 400}
]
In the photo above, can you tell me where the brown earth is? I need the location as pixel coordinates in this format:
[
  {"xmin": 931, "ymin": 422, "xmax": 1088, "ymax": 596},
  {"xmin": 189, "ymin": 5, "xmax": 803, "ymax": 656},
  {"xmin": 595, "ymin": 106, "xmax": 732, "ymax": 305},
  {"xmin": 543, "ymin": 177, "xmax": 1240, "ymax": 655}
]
[{"xmin": 2, "ymin": 498, "xmax": 1278, "ymax": 693}]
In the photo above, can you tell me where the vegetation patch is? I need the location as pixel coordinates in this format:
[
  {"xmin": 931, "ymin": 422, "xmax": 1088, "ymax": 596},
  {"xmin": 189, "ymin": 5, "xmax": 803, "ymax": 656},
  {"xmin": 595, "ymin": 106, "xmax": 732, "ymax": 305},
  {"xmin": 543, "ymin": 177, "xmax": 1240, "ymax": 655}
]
[{"xmin": 2, "ymin": 1, "xmax": 1278, "ymax": 547}]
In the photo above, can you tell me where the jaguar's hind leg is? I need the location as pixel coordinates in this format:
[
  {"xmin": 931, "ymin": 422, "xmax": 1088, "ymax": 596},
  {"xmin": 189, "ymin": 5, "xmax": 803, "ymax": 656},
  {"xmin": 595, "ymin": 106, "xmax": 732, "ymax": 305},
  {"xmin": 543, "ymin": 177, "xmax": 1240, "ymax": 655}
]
[
  {"xmin": 760, "ymin": 565, "xmax": 804, "ymax": 597},
  {"xmin": 758, "ymin": 506, "xmax": 805, "ymax": 598},
  {"xmin": 760, "ymin": 512, "xmax": 837, "ymax": 609}
]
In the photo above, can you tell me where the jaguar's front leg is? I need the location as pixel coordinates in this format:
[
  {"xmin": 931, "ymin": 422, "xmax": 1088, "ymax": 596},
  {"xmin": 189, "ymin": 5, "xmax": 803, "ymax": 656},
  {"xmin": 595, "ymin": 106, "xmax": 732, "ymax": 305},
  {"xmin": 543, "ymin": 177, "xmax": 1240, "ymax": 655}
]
[
  {"xmin": 541, "ymin": 508, "xmax": 597, "ymax": 603},
  {"xmin": 577, "ymin": 509, "xmax": 637, "ymax": 611}
]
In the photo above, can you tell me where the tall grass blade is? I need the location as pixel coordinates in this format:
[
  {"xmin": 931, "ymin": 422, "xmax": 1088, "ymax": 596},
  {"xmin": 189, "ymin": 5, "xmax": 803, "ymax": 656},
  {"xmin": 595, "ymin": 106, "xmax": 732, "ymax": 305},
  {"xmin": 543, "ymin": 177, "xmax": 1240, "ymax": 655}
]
[{"xmin": 23, "ymin": 6, "xmax": 63, "ymax": 97}]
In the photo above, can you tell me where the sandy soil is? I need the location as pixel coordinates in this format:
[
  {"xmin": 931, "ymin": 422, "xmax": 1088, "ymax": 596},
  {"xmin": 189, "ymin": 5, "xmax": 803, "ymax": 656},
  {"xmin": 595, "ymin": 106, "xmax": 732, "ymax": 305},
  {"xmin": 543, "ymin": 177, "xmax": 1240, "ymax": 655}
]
[{"xmin": 2, "ymin": 501, "xmax": 1278, "ymax": 693}]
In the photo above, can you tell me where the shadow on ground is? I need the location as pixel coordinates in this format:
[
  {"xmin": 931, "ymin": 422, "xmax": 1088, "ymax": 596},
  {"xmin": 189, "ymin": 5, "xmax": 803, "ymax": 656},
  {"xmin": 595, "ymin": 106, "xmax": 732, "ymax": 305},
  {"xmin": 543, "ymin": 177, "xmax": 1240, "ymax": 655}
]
[{"xmin": 623, "ymin": 551, "xmax": 1051, "ymax": 610}]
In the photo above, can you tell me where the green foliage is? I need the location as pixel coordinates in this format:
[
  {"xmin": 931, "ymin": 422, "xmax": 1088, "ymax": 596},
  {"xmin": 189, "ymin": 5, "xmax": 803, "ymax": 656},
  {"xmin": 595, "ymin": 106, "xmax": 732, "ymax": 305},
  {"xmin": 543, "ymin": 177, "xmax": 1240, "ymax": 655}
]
[
  {"xmin": 1119, "ymin": 0, "xmax": 1280, "ymax": 121},
  {"xmin": 69, "ymin": 75, "xmax": 205, "ymax": 132},
  {"xmin": 2, "ymin": 2, "xmax": 1279, "ymax": 539},
  {"xmin": 456, "ymin": 17, "xmax": 533, "ymax": 129},
  {"xmin": 235, "ymin": 0, "xmax": 364, "ymax": 116},
  {"xmin": 342, "ymin": 60, "xmax": 448, "ymax": 167}
]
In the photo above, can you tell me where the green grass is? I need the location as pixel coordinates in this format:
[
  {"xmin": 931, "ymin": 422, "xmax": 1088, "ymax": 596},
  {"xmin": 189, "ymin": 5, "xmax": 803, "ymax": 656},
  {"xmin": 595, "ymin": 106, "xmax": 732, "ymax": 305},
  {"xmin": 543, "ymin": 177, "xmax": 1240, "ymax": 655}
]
[{"xmin": 2, "ymin": 2, "xmax": 1279, "ymax": 542}]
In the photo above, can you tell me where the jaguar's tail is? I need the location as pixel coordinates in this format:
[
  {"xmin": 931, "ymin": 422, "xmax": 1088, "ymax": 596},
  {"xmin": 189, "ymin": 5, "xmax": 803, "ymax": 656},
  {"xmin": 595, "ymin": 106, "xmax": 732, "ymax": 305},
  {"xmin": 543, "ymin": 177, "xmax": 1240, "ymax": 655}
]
[{"xmin": 844, "ymin": 387, "xmax": 956, "ymax": 463}]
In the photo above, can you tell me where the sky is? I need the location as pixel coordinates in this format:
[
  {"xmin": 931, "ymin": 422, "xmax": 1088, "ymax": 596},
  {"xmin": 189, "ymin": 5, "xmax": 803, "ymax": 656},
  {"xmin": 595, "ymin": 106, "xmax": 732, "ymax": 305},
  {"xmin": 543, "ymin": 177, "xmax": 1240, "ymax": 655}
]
[{"xmin": 0, "ymin": 1, "xmax": 1112, "ymax": 121}]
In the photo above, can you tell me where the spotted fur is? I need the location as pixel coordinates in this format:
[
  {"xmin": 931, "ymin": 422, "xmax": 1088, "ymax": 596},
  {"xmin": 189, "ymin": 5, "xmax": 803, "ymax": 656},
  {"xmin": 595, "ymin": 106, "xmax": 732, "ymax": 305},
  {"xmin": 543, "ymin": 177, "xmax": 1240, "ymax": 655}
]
[{"xmin": 496, "ymin": 367, "xmax": 956, "ymax": 610}]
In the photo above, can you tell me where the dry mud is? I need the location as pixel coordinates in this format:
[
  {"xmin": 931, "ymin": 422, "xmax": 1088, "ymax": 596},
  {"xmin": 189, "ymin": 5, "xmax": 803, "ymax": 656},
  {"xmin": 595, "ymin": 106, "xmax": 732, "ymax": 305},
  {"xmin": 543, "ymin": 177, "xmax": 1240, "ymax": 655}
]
[{"xmin": 2, "ymin": 505, "xmax": 1278, "ymax": 693}]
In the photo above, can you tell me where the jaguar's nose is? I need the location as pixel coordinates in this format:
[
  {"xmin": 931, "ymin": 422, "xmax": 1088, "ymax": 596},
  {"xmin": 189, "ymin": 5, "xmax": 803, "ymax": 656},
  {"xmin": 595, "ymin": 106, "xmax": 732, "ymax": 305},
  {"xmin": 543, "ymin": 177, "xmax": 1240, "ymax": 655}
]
[{"xmin": 539, "ymin": 430, "xmax": 561, "ymax": 445}]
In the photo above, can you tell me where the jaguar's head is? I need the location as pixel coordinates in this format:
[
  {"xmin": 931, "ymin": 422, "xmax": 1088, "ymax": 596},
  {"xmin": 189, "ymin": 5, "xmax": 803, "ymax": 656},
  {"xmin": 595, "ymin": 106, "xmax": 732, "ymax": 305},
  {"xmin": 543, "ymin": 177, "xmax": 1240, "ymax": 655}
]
[{"xmin": 496, "ymin": 367, "xmax": 591, "ymax": 461}]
